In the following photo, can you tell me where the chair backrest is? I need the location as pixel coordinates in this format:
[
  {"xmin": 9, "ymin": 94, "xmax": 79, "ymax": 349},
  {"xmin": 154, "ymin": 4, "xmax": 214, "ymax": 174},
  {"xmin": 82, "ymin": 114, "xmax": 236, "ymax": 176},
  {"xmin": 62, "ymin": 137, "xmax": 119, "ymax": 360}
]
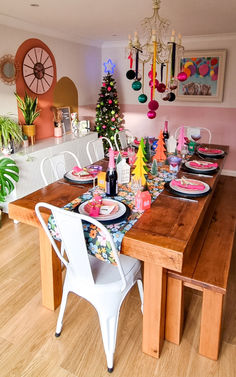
[
  {"xmin": 114, "ymin": 131, "xmax": 128, "ymax": 151},
  {"xmin": 174, "ymin": 126, "xmax": 212, "ymax": 144},
  {"xmin": 40, "ymin": 151, "xmax": 81, "ymax": 185},
  {"xmin": 86, "ymin": 137, "xmax": 113, "ymax": 164},
  {"xmin": 35, "ymin": 202, "xmax": 127, "ymax": 289}
]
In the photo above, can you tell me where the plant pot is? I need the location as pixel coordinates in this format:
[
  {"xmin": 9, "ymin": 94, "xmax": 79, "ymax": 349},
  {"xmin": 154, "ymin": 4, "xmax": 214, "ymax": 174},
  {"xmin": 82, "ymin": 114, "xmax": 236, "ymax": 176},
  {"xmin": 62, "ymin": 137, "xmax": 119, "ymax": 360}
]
[{"xmin": 22, "ymin": 125, "xmax": 36, "ymax": 145}]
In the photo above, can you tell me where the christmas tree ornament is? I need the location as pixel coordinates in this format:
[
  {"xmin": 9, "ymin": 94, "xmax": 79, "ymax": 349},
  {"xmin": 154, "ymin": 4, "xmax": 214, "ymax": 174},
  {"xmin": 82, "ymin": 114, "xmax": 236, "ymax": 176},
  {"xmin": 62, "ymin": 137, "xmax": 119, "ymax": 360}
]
[
  {"xmin": 132, "ymin": 144, "xmax": 148, "ymax": 186},
  {"xmin": 138, "ymin": 94, "xmax": 148, "ymax": 103},
  {"xmin": 157, "ymin": 83, "xmax": 166, "ymax": 93},
  {"xmin": 147, "ymin": 110, "xmax": 156, "ymax": 119},
  {"xmin": 96, "ymin": 127, "xmax": 100, "ymax": 131},
  {"xmin": 162, "ymin": 91, "xmax": 171, "ymax": 101},
  {"xmin": 150, "ymin": 159, "xmax": 158, "ymax": 175},
  {"xmin": 148, "ymin": 69, "xmax": 157, "ymax": 79},
  {"xmin": 153, "ymin": 130, "xmax": 166, "ymax": 161},
  {"xmin": 177, "ymin": 71, "xmax": 187, "ymax": 81},
  {"xmin": 102, "ymin": 83, "xmax": 106, "ymax": 87},
  {"xmin": 168, "ymin": 78, "xmax": 178, "ymax": 90},
  {"xmin": 168, "ymin": 92, "xmax": 176, "ymax": 102},
  {"xmin": 111, "ymin": 110, "xmax": 115, "ymax": 114},
  {"xmin": 102, "ymin": 125, "xmax": 106, "ymax": 129},
  {"xmin": 108, "ymin": 99, "xmax": 112, "ymax": 104},
  {"xmin": 100, "ymin": 101, "xmax": 104, "ymax": 105},
  {"xmin": 149, "ymin": 79, "xmax": 159, "ymax": 88},
  {"xmin": 107, "ymin": 87, "xmax": 112, "ymax": 91},
  {"xmin": 132, "ymin": 81, "xmax": 142, "ymax": 91},
  {"xmin": 148, "ymin": 100, "xmax": 159, "ymax": 111},
  {"xmin": 126, "ymin": 70, "xmax": 136, "ymax": 80}
]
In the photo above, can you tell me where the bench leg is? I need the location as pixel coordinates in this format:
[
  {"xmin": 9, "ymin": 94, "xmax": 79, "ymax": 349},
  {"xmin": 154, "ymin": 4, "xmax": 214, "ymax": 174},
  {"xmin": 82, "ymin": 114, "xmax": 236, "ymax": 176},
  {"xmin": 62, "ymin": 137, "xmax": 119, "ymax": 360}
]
[
  {"xmin": 199, "ymin": 289, "xmax": 224, "ymax": 360},
  {"xmin": 165, "ymin": 277, "xmax": 184, "ymax": 344}
]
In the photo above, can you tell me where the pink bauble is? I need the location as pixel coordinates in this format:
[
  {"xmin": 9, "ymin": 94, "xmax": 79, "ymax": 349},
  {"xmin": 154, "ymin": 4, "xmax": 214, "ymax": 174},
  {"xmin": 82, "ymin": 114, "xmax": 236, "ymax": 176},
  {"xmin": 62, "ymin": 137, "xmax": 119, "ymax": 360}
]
[
  {"xmin": 107, "ymin": 87, "xmax": 112, "ymax": 91},
  {"xmin": 147, "ymin": 110, "xmax": 156, "ymax": 119},
  {"xmin": 177, "ymin": 72, "xmax": 187, "ymax": 82},
  {"xmin": 119, "ymin": 127, "xmax": 123, "ymax": 131},
  {"xmin": 148, "ymin": 100, "xmax": 159, "ymax": 111},
  {"xmin": 157, "ymin": 83, "xmax": 166, "ymax": 93},
  {"xmin": 148, "ymin": 70, "xmax": 157, "ymax": 79},
  {"xmin": 102, "ymin": 83, "xmax": 106, "ymax": 87},
  {"xmin": 108, "ymin": 99, "xmax": 112, "ymax": 104},
  {"xmin": 149, "ymin": 79, "xmax": 159, "ymax": 88},
  {"xmin": 102, "ymin": 125, "xmax": 106, "ymax": 129},
  {"xmin": 111, "ymin": 117, "xmax": 115, "ymax": 121}
]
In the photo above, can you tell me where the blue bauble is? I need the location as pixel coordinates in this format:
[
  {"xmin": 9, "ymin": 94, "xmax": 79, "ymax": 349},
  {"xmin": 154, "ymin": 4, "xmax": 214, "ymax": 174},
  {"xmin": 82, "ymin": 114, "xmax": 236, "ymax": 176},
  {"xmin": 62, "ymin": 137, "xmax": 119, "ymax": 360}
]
[
  {"xmin": 138, "ymin": 94, "xmax": 148, "ymax": 103},
  {"xmin": 132, "ymin": 81, "xmax": 142, "ymax": 91}
]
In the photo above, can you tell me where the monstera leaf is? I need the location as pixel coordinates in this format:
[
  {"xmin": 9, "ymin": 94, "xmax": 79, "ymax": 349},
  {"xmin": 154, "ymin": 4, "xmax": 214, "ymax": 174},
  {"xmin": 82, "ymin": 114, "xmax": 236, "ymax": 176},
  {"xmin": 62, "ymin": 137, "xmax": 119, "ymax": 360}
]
[{"xmin": 0, "ymin": 158, "xmax": 19, "ymax": 202}]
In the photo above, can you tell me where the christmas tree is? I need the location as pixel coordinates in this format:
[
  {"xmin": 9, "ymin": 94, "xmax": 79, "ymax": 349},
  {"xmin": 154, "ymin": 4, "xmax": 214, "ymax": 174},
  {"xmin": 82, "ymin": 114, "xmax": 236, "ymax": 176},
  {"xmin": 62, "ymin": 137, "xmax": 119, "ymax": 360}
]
[
  {"xmin": 151, "ymin": 159, "xmax": 158, "ymax": 175},
  {"xmin": 144, "ymin": 138, "xmax": 151, "ymax": 162},
  {"xmin": 132, "ymin": 144, "xmax": 147, "ymax": 186},
  {"xmin": 95, "ymin": 73, "xmax": 123, "ymax": 150},
  {"xmin": 153, "ymin": 131, "xmax": 166, "ymax": 162}
]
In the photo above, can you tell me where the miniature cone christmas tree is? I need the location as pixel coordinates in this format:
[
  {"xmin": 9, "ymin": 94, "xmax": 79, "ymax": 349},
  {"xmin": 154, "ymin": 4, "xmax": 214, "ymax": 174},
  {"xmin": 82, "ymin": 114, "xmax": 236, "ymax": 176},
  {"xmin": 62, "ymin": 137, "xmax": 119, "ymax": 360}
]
[
  {"xmin": 132, "ymin": 144, "xmax": 147, "ymax": 186},
  {"xmin": 177, "ymin": 126, "xmax": 185, "ymax": 152},
  {"xmin": 95, "ymin": 73, "xmax": 123, "ymax": 151},
  {"xmin": 144, "ymin": 138, "xmax": 151, "ymax": 162},
  {"xmin": 151, "ymin": 158, "xmax": 158, "ymax": 176},
  {"xmin": 116, "ymin": 151, "xmax": 122, "ymax": 165},
  {"xmin": 140, "ymin": 137, "xmax": 149, "ymax": 172},
  {"xmin": 153, "ymin": 130, "xmax": 166, "ymax": 161}
]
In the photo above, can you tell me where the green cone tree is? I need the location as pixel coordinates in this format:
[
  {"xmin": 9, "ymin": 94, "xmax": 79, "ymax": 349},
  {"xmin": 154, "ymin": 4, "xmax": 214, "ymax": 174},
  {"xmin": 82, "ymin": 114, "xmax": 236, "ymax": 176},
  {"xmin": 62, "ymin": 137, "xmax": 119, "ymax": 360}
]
[{"xmin": 95, "ymin": 73, "xmax": 123, "ymax": 150}]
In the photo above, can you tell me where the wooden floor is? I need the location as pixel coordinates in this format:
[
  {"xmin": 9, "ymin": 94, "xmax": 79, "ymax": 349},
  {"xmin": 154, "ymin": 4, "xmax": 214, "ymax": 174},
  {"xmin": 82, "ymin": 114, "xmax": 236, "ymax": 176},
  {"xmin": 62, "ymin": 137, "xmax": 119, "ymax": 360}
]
[{"xmin": 0, "ymin": 214, "xmax": 235, "ymax": 377}]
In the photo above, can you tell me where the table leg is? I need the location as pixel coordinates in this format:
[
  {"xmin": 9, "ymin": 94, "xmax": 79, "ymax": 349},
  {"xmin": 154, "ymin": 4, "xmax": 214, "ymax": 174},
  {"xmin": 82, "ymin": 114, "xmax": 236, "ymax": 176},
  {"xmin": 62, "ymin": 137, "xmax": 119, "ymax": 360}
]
[
  {"xmin": 39, "ymin": 228, "xmax": 62, "ymax": 310},
  {"xmin": 142, "ymin": 262, "xmax": 167, "ymax": 358}
]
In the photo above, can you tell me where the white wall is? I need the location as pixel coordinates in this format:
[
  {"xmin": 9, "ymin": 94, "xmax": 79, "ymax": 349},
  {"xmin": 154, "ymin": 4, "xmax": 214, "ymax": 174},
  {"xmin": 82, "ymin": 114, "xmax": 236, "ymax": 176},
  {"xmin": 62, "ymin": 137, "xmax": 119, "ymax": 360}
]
[{"xmin": 0, "ymin": 24, "xmax": 101, "ymax": 118}]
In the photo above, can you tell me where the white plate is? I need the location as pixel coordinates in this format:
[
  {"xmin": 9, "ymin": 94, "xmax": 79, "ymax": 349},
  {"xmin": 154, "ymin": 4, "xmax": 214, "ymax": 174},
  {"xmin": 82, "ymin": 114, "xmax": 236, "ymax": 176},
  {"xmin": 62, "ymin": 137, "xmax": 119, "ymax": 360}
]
[
  {"xmin": 64, "ymin": 170, "xmax": 95, "ymax": 183},
  {"xmin": 170, "ymin": 178, "xmax": 210, "ymax": 195},
  {"xmin": 185, "ymin": 160, "xmax": 218, "ymax": 172},
  {"xmin": 78, "ymin": 199, "xmax": 126, "ymax": 221},
  {"xmin": 197, "ymin": 148, "xmax": 224, "ymax": 157}
]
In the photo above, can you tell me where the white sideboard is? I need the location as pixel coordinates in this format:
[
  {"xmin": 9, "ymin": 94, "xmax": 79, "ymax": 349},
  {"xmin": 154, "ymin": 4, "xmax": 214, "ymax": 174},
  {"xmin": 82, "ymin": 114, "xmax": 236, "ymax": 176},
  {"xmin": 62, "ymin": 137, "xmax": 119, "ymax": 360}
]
[{"xmin": 1, "ymin": 132, "xmax": 98, "ymax": 212}]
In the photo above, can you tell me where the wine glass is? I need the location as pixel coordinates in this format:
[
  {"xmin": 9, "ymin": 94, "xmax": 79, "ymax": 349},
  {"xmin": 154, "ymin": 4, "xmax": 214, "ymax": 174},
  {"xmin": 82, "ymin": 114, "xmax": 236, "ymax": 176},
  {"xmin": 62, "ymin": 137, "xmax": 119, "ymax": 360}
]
[
  {"xmin": 167, "ymin": 156, "xmax": 182, "ymax": 177},
  {"xmin": 191, "ymin": 134, "xmax": 201, "ymax": 143}
]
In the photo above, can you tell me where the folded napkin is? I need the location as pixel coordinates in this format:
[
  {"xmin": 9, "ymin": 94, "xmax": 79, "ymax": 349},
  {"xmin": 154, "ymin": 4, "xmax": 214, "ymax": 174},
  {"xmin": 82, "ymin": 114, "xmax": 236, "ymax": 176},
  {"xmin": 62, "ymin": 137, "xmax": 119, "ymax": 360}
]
[
  {"xmin": 172, "ymin": 179, "xmax": 205, "ymax": 191},
  {"xmin": 189, "ymin": 161, "xmax": 218, "ymax": 169},
  {"xmin": 198, "ymin": 147, "xmax": 222, "ymax": 154}
]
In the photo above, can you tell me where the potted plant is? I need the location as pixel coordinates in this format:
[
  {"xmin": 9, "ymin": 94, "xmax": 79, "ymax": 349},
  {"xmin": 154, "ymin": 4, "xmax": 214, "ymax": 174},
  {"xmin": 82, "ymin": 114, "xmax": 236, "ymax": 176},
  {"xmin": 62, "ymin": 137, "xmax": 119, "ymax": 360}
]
[
  {"xmin": 15, "ymin": 92, "xmax": 40, "ymax": 145},
  {"xmin": 0, "ymin": 115, "xmax": 23, "ymax": 154},
  {"xmin": 0, "ymin": 157, "xmax": 19, "ymax": 226}
]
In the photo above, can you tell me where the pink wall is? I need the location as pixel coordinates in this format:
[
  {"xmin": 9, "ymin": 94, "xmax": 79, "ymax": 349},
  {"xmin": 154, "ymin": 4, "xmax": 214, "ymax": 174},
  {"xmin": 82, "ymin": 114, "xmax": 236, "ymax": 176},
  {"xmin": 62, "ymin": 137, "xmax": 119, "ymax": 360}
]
[{"xmin": 120, "ymin": 104, "xmax": 236, "ymax": 171}]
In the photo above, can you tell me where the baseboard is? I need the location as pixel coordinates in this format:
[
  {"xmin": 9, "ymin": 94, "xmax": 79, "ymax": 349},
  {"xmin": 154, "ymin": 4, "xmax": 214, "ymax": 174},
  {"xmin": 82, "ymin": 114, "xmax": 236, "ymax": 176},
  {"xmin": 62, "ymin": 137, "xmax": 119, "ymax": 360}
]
[{"xmin": 222, "ymin": 169, "xmax": 236, "ymax": 177}]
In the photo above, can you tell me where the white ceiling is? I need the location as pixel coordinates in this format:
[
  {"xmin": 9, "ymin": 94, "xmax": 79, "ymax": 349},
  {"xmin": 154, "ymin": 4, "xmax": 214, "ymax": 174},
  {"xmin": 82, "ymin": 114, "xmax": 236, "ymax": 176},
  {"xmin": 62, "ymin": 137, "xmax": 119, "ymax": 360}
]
[{"xmin": 1, "ymin": 0, "xmax": 236, "ymax": 46}]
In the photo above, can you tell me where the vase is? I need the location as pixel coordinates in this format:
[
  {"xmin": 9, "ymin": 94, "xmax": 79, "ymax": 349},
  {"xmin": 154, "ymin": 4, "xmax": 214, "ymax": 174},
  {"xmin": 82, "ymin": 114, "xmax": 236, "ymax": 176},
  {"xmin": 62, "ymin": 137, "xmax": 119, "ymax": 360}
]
[
  {"xmin": 54, "ymin": 127, "xmax": 63, "ymax": 138},
  {"xmin": 22, "ymin": 125, "xmax": 36, "ymax": 145}
]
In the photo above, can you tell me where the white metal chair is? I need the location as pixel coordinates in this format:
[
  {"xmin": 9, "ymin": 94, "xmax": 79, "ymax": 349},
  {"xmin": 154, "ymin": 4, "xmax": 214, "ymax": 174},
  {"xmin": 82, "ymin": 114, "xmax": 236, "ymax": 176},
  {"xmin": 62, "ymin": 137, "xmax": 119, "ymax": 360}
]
[
  {"xmin": 174, "ymin": 126, "xmax": 212, "ymax": 144},
  {"xmin": 35, "ymin": 202, "xmax": 143, "ymax": 373},
  {"xmin": 114, "ymin": 130, "xmax": 136, "ymax": 152},
  {"xmin": 86, "ymin": 137, "xmax": 113, "ymax": 164},
  {"xmin": 40, "ymin": 151, "xmax": 81, "ymax": 185}
]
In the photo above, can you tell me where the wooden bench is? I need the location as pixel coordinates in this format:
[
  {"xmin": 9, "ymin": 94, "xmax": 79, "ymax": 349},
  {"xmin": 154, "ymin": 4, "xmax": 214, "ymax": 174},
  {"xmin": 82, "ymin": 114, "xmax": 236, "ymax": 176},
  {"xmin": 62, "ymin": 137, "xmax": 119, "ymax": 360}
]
[{"xmin": 165, "ymin": 175, "xmax": 236, "ymax": 360}]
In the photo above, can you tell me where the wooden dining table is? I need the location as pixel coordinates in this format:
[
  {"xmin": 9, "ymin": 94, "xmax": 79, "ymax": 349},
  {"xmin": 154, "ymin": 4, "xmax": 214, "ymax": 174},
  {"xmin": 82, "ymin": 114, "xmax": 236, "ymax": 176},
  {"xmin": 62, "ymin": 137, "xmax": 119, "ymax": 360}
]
[{"xmin": 8, "ymin": 144, "xmax": 229, "ymax": 359}]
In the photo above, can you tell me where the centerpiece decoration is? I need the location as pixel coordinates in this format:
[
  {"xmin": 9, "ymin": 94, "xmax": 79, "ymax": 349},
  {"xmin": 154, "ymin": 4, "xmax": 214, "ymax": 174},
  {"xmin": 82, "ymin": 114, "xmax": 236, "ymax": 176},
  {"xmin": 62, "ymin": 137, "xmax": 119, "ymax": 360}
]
[{"xmin": 15, "ymin": 92, "xmax": 40, "ymax": 145}]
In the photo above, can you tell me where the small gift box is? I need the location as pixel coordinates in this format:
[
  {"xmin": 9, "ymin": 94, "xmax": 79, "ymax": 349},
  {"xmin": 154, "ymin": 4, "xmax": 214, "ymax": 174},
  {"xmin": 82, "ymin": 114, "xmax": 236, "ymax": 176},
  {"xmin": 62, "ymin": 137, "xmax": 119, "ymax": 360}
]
[{"xmin": 89, "ymin": 194, "xmax": 102, "ymax": 217}]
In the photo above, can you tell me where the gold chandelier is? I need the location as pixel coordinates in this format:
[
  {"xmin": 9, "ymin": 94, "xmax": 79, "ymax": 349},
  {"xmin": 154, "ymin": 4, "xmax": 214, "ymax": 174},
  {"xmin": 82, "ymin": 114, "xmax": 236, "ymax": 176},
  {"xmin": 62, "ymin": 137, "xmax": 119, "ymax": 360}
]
[{"xmin": 126, "ymin": 0, "xmax": 186, "ymax": 118}]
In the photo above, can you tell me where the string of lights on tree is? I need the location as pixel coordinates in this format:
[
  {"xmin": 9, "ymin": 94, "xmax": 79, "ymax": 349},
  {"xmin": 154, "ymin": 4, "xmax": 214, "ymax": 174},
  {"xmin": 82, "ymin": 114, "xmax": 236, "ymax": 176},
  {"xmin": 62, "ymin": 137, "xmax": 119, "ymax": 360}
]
[
  {"xmin": 126, "ymin": 0, "xmax": 187, "ymax": 119},
  {"xmin": 95, "ymin": 59, "xmax": 124, "ymax": 147}
]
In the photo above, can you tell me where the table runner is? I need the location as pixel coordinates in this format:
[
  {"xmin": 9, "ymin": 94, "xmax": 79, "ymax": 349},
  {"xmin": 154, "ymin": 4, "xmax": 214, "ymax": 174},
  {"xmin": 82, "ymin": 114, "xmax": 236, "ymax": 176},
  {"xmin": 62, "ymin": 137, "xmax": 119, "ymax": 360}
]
[{"xmin": 48, "ymin": 169, "xmax": 173, "ymax": 264}]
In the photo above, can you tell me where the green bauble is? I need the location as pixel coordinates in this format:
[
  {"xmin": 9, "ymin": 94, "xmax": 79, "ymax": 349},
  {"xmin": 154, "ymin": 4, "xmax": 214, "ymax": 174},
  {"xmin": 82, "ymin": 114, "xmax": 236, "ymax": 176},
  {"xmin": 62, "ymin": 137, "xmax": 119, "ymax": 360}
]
[
  {"xmin": 132, "ymin": 81, "xmax": 142, "ymax": 91},
  {"xmin": 96, "ymin": 127, "xmax": 100, "ymax": 131},
  {"xmin": 97, "ymin": 104, "xmax": 100, "ymax": 108},
  {"xmin": 100, "ymin": 102, "xmax": 104, "ymax": 105},
  {"xmin": 111, "ymin": 136, "xmax": 114, "ymax": 140},
  {"xmin": 110, "ymin": 81, "xmax": 114, "ymax": 86},
  {"xmin": 138, "ymin": 94, "xmax": 148, "ymax": 103},
  {"xmin": 111, "ymin": 110, "xmax": 115, "ymax": 115}
]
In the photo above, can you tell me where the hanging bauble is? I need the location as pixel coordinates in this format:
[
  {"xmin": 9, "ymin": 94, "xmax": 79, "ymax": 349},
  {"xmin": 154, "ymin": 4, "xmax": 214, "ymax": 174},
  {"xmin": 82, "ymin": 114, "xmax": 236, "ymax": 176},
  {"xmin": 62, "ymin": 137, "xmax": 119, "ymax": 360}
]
[
  {"xmin": 111, "ymin": 126, "xmax": 115, "ymax": 130},
  {"xmin": 132, "ymin": 81, "xmax": 142, "ymax": 91},
  {"xmin": 168, "ymin": 78, "xmax": 178, "ymax": 90},
  {"xmin": 111, "ymin": 136, "xmax": 114, "ymax": 140},
  {"xmin": 102, "ymin": 125, "xmax": 106, "ymax": 129},
  {"xmin": 177, "ymin": 72, "xmax": 188, "ymax": 82},
  {"xmin": 100, "ymin": 101, "xmax": 104, "ymax": 106},
  {"xmin": 115, "ymin": 114, "xmax": 118, "ymax": 117},
  {"xmin": 138, "ymin": 94, "xmax": 148, "ymax": 103},
  {"xmin": 108, "ymin": 99, "xmax": 112, "ymax": 104},
  {"xmin": 157, "ymin": 83, "xmax": 166, "ymax": 93},
  {"xmin": 111, "ymin": 117, "xmax": 115, "ymax": 121},
  {"xmin": 148, "ymin": 100, "xmax": 159, "ymax": 111},
  {"xmin": 126, "ymin": 70, "xmax": 136, "ymax": 80},
  {"xmin": 96, "ymin": 127, "xmax": 100, "ymax": 131},
  {"xmin": 149, "ymin": 79, "xmax": 159, "ymax": 88},
  {"xmin": 111, "ymin": 110, "xmax": 115, "ymax": 114},
  {"xmin": 102, "ymin": 83, "xmax": 106, "ymax": 87},
  {"xmin": 162, "ymin": 91, "xmax": 171, "ymax": 101},
  {"xmin": 114, "ymin": 99, "xmax": 118, "ymax": 104},
  {"xmin": 96, "ymin": 104, "xmax": 100, "ymax": 108},
  {"xmin": 148, "ymin": 71, "xmax": 157, "ymax": 79},
  {"xmin": 100, "ymin": 94, "xmax": 104, "ymax": 97},
  {"xmin": 107, "ymin": 87, "xmax": 112, "ymax": 92},
  {"xmin": 110, "ymin": 81, "xmax": 114, "ymax": 86},
  {"xmin": 168, "ymin": 92, "xmax": 176, "ymax": 102},
  {"xmin": 147, "ymin": 110, "xmax": 156, "ymax": 119}
]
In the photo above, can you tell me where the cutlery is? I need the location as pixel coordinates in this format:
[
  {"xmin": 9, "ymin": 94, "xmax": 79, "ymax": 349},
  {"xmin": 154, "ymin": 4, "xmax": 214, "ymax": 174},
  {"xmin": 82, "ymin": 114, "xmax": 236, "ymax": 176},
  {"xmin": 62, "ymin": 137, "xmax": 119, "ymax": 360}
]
[
  {"xmin": 180, "ymin": 171, "xmax": 213, "ymax": 178},
  {"xmin": 196, "ymin": 153, "xmax": 218, "ymax": 161},
  {"xmin": 160, "ymin": 193, "xmax": 198, "ymax": 203}
]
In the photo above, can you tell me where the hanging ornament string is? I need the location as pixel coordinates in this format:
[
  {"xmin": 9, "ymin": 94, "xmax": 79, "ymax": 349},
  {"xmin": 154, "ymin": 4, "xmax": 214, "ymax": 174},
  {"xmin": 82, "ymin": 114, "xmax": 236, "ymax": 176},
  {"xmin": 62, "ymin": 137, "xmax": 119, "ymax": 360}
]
[
  {"xmin": 171, "ymin": 42, "xmax": 176, "ymax": 79},
  {"xmin": 161, "ymin": 63, "xmax": 165, "ymax": 83},
  {"xmin": 142, "ymin": 61, "xmax": 145, "ymax": 93},
  {"xmin": 135, "ymin": 50, "xmax": 139, "ymax": 79},
  {"xmin": 152, "ymin": 40, "xmax": 157, "ymax": 100},
  {"xmin": 128, "ymin": 52, "xmax": 133, "ymax": 69},
  {"xmin": 166, "ymin": 62, "xmax": 169, "ymax": 87}
]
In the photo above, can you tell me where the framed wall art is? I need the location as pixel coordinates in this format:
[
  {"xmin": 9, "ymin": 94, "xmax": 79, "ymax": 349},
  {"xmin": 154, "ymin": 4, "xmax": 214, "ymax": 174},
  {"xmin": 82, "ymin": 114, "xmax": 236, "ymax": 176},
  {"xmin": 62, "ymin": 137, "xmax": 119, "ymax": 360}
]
[
  {"xmin": 176, "ymin": 49, "xmax": 226, "ymax": 102},
  {"xmin": 57, "ymin": 106, "xmax": 71, "ymax": 134}
]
